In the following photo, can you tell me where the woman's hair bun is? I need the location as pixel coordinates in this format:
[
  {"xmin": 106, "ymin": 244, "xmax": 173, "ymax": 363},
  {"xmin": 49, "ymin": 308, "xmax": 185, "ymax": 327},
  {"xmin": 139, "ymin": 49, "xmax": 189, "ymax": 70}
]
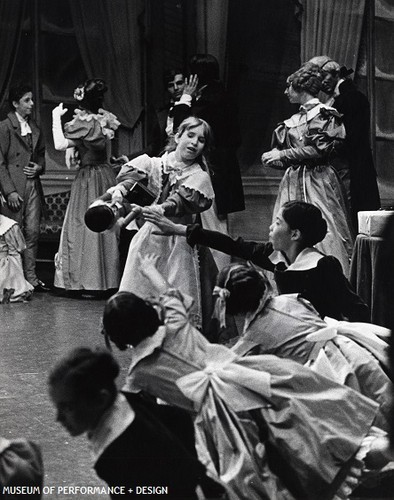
[
  {"xmin": 281, "ymin": 201, "xmax": 327, "ymax": 246},
  {"xmin": 288, "ymin": 63, "xmax": 323, "ymax": 96}
]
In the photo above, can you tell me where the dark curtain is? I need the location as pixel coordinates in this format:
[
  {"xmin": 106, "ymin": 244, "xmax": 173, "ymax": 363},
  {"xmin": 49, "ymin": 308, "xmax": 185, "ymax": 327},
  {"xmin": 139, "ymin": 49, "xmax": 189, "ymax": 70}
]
[
  {"xmin": 195, "ymin": 0, "xmax": 229, "ymax": 80},
  {"xmin": 0, "ymin": 0, "xmax": 26, "ymax": 108},
  {"xmin": 300, "ymin": 0, "xmax": 366, "ymax": 70},
  {"xmin": 69, "ymin": 0, "xmax": 144, "ymax": 131}
]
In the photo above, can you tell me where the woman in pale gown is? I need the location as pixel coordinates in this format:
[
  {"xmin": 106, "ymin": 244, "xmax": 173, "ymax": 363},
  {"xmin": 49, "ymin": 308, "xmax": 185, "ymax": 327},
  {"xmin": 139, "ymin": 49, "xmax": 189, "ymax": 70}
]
[
  {"xmin": 51, "ymin": 79, "xmax": 120, "ymax": 294},
  {"xmin": 262, "ymin": 63, "xmax": 353, "ymax": 275},
  {"xmin": 108, "ymin": 117, "xmax": 218, "ymax": 331}
]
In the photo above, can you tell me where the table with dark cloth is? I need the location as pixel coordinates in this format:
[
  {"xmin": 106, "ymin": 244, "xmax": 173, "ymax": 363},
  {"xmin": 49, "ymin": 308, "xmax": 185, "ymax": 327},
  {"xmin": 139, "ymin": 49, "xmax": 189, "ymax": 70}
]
[{"xmin": 350, "ymin": 234, "xmax": 390, "ymax": 327}]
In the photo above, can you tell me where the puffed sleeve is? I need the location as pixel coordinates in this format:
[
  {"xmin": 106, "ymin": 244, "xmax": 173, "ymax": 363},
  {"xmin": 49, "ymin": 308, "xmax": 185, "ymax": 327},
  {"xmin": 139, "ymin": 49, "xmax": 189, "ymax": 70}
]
[
  {"xmin": 314, "ymin": 256, "xmax": 370, "ymax": 322},
  {"xmin": 64, "ymin": 116, "xmax": 106, "ymax": 150},
  {"xmin": 116, "ymin": 154, "xmax": 153, "ymax": 183},
  {"xmin": 277, "ymin": 109, "xmax": 346, "ymax": 167},
  {"xmin": 112, "ymin": 154, "xmax": 154, "ymax": 194},
  {"xmin": 160, "ymin": 288, "xmax": 195, "ymax": 334},
  {"xmin": 161, "ymin": 170, "xmax": 214, "ymax": 216},
  {"xmin": 271, "ymin": 123, "xmax": 288, "ymax": 150},
  {"xmin": 161, "ymin": 186, "xmax": 212, "ymax": 217}
]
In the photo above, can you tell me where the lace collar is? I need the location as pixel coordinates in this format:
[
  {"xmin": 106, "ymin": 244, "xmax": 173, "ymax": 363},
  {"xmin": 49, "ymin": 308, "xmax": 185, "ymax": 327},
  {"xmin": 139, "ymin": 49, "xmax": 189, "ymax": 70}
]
[
  {"xmin": 162, "ymin": 151, "xmax": 200, "ymax": 177},
  {"xmin": 161, "ymin": 151, "xmax": 214, "ymax": 200},
  {"xmin": 69, "ymin": 108, "xmax": 120, "ymax": 139}
]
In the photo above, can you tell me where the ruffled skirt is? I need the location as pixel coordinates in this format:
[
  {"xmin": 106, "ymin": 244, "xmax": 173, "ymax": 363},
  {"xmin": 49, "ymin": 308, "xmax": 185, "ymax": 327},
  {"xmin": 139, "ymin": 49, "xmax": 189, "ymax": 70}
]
[{"xmin": 54, "ymin": 164, "xmax": 120, "ymax": 291}]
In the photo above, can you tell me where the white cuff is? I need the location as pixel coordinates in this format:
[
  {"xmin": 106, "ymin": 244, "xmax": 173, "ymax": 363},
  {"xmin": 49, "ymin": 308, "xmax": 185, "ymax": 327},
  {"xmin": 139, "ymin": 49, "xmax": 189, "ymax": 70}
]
[{"xmin": 176, "ymin": 94, "xmax": 192, "ymax": 107}]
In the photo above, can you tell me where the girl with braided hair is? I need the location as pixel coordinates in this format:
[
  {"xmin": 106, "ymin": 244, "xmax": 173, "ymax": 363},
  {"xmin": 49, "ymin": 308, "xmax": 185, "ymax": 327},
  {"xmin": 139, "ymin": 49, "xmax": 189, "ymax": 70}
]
[
  {"xmin": 101, "ymin": 254, "xmax": 391, "ymax": 500},
  {"xmin": 262, "ymin": 64, "xmax": 354, "ymax": 275}
]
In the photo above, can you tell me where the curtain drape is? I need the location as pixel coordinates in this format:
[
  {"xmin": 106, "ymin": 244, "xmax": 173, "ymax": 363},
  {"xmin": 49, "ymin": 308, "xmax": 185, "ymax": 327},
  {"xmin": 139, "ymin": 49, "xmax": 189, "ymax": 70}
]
[
  {"xmin": 196, "ymin": 0, "xmax": 229, "ymax": 79},
  {"xmin": 300, "ymin": 0, "xmax": 366, "ymax": 70},
  {"xmin": 0, "ymin": 0, "xmax": 26, "ymax": 109},
  {"xmin": 69, "ymin": 0, "xmax": 144, "ymax": 131}
]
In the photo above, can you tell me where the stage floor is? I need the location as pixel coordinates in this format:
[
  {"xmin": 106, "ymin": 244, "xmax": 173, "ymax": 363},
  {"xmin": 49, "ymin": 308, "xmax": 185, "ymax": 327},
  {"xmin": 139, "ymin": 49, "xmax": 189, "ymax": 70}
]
[
  {"xmin": 1, "ymin": 280, "xmax": 393, "ymax": 499},
  {"xmin": 0, "ymin": 291, "xmax": 131, "ymax": 499}
]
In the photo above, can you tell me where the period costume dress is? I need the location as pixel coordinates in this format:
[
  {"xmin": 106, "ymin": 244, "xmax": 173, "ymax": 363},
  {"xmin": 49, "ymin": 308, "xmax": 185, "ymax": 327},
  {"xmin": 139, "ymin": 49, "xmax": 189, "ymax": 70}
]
[
  {"xmin": 231, "ymin": 292, "xmax": 392, "ymax": 432},
  {"xmin": 123, "ymin": 288, "xmax": 382, "ymax": 500},
  {"xmin": 0, "ymin": 214, "xmax": 33, "ymax": 303},
  {"xmin": 185, "ymin": 224, "xmax": 369, "ymax": 321},
  {"xmin": 54, "ymin": 109, "xmax": 120, "ymax": 291},
  {"xmin": 115, "ymin": 152, "xmax": 215, "ymax": 329},
  {"xmin": 270, "ymin": 98, "xmax": 353, "ymax": 275}
]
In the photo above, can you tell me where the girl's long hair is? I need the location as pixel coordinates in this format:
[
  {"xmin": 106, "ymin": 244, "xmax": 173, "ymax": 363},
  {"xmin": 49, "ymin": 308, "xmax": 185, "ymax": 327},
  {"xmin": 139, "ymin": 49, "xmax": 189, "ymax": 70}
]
[{"xmin": 165, "ymin": 116, "xmax": 213, "ymax": 172}]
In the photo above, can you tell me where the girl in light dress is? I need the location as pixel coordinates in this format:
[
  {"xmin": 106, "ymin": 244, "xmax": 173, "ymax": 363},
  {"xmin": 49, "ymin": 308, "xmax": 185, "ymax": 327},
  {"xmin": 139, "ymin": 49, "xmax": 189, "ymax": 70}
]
[
  {"xmin": 102, "ymin": 254, "xmax": 391, "ymax": 500},
  {"xmin": 0, "ymin": 214, "xmax": 33, "ymax": 303},
  {"xmin": 108, "ymin": 116, "xmax": 220, "ymax": 331},
  {"xmin": 52, "ymin": 78, "xmax": 120, "ymax": 294}
]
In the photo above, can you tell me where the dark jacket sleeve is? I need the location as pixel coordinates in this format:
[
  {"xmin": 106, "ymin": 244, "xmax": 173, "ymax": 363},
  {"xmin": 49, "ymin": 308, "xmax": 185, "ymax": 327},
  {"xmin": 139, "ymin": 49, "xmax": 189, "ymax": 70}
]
[
  {"xmin": 0, "ymin": 121, "xmax": 16, "ymax": 195},
  {"xmin": 186, "ymin": 224, "xmax": 275, "ymax": 271}
]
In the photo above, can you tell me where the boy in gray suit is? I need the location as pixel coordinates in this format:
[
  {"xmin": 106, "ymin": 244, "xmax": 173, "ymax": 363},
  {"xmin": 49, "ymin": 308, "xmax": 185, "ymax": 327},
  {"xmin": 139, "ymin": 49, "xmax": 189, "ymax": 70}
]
[{"xmin": 0, "ymin": 83, "xmax": 49, "ymax": 292}]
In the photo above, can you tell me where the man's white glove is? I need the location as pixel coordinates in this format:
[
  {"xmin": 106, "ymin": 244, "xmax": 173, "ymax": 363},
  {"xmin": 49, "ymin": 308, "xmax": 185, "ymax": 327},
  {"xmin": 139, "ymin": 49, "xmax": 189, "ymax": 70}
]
[{"xmin": 52, "ymin": 103, "xmax": 69, "ymax": 151}]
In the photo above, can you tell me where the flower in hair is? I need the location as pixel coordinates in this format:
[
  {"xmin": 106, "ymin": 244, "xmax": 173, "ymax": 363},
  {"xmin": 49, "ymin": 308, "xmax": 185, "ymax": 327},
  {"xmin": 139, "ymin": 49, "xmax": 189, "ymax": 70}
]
[{"xmin": 73, "ymin": 86, "xmax": 85, "ymax": 101}]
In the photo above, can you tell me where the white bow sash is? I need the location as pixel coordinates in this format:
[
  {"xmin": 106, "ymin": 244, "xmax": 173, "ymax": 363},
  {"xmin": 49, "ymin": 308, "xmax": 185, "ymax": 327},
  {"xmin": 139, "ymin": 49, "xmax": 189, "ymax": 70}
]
[{"xmin": 176, "ymin": 349, "xmax": 272, "ymax": 413}]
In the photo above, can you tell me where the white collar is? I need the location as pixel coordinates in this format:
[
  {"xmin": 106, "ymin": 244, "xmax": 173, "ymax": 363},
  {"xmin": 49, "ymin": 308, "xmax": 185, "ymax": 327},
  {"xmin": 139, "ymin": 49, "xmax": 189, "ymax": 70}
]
[
  {"xmin": 286, "ymin": 247, "xmax": 324, "ymax": 271},
  {"xmin": 127, "ymin": 325, "xmax": 167, "ymax": 374},
  {"xmin": 163, "ymin": 151, "xmax": 199, "ymax": 175},
  {"xmin": 88, "ymin": 393, "xmax": 135, "ymax": 464},
  {"xmin": 334, "ymin": 78, "xmax": 345, "ymax": 97},
  {"xmin": 284, "ymin": 98, "xmax": 323, "ymax": 127},
  {"xmin": 15, "ymin": 111, "xmax": 32, "ymax": 136},
  {"xmin": 15, "ymin": 111, "xmax": 29, "ymax": 123},
  {"xmin": 299, "ymin": 97, "xmax": 321, "ymax": 113}
]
